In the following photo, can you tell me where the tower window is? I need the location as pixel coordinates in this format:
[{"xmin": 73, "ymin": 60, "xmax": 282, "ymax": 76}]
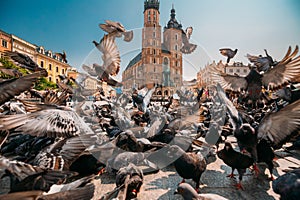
[
  {"xmin": 175, "ymin": 34, "xmax": 178, "ymax": 40},
  {"xmin": 153, "ymin": 31, "xmax": 156, "ymax": 38},
  {"xmin": 153, "ymin": 49, "xmax": 156, "ymax": 55},
  {"xmin": 174, "ymin": 44, "xmax": 178, "ymax": 51},
  {"xmin": 153, "ymin": 58, "xmax": 156, "ymax": 64},
  {"xmin": 148, "ymin": 10, "xmax": 151, "ymax": 22}
]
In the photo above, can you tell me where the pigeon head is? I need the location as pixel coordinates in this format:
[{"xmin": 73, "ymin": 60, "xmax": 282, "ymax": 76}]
[
  {"xmin": 240, "ymin": 123, "xmax": 255, "ymax": 135},
  {"xmin": 174, "ymin": 183, "xmax": 199, "ymax": 199}
]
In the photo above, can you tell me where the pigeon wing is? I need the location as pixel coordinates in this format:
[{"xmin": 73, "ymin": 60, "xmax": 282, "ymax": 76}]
[
  {"xmin": 210, "ymin": 66, "xmax": 248, "ymax": 91},
  {"xmin": 99, "ymin": 35, "xmax": 121, "ymax": 76},
  {"xmin": 258, "ymin": 99, "xmax": 300, "ymax": 147},
  {"xmin": 0, "ymin": 72, "xmax": 44, "ymax": 105},
  {"xmin": 262, "ymin": 45, "xmax": 300, "ymax": 89}
]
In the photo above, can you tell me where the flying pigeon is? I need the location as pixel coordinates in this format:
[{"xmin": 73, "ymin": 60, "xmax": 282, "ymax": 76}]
[
  {"xmin": 181, "ymin": 27, "xmax": 197, "ymax": 54},
  {"xmin": 219, "ymin": 48, "xmax": 238, "ymax": 64},
  {"xmin": 99, "ymin": 20, "xmax": 133, "ymax": 42}
]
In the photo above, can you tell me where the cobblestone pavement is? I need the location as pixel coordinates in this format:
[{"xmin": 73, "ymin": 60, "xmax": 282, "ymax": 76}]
[{"xmin": 94, "ymin": 137, "xmax": 300, "ymax": 200}]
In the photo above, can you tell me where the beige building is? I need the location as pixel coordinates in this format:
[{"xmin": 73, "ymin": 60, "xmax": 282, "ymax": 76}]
[
  {"xmin": 122, "ymin": 0, "xmax": 184, "ymax": 97},
  {"xmin": 0, "ymin": 30, "xmax": 72, "ymax": 84},
  {"xmin": 35, "ymin": 46, "xmax": 70, "ymax": 83},
  {"xmin": 197, "ymin": 60, "xmax": 251, "ymax": 87},
  {"xmin": 0, "ymin": 30, "xmax": 12, "ymax": 58}
]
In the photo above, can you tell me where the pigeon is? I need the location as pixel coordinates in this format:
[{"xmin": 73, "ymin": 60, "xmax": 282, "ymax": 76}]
[
  {"xmin": 0, "ymin": 71, "xmax": 47, "ymax": 105},
  {"xmin": 99, "ymin": 20, "xmax": 133, "ymax": 42},
  {"xmin": 4, "ymin": 51, "xmax": 47, "ymax": 73},
  {"xmin": 181, "ymin": 27, "xmax": 197, "ymax": 54},
  {"xmin": 167, "ymin": 145, "xmax": 207, "ymax": 191},
  {"xmin": 272, "ymin": 168, "xmax": 300, "ymax": 200},
  {"xmin": 55, "ymin": 51, "xmax": 68, "ymax": 63},
  {"xmin": 219, "ymin": 48, "xmax": 238, "ymax": 63},
  {"xmin": 0, "ymin": 100, "xmax": 94, "ymax": 138},
  {"xmin": 115, "ymin": 163, "xmax": 144, "ymax": 200},
  {"xmin": 92, "ymin": 34, "xmax": 121, "ymax": 76},
  {"xmin": 0, "ymin": 156, "xmax": 76, "ymax": 193},
  {"xmin": 132, "ymin": 86, "xmax": 156, "ymax": 113},
  {"xmin": 246, "ymin": 49, "xmax": 276, "ymax": 72},
  {"xmin": 174, "ymin": 183, "xmax": 228, "ymax": 200},
  {"xmin": 217, "ymin": 142, "xmax": 254, "ymax": 190},
  {"xmin": 212, "ymin": 46, "xmax": 300, "ymax": 101}
]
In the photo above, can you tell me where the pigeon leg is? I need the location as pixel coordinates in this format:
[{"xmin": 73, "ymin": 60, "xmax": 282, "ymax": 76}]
[
  {"xmin": 234, "ymin": 181, "xmax": 244, "ymax": 190},
  {"xmin": 252, "ymin": 163, "xmax": 260, "ymax": 176},
  {"xmin": 226, "ymin": 168, "xmax": 235, "ymax": 178},
  {"xmin": 235, "ymin": 169, "xmax": 245, "ymax": 190},
  {"xmin": 97, "ymin": 167, "xmax": 106, "ymax": 176}
]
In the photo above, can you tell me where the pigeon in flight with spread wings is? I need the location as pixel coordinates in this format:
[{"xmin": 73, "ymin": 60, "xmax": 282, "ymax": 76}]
[
  {"xmin": 219, "ymin": 48, "xmax": 238, "ymax": 64},
  {"xmin": 0, "ymin": 71, "xmax": 47, "ymax": 105},
  {"xmin": 212, "ymin": 46, "xmax": 300, "ymax": 100},
  {"xmin": 91, "ymin": 34, "xmax": 121, "ymax": 76},
  {"xmin": 0, "ymin": 100, "xmax": 94, "ymax": 139},
  {"xmin": 246, "ymin": 49, "xmax": 277, "ymax": 72},
  {"xmin": 216, "ymin": 83, "xmax": 300, "ymax": 150},
  {"xmin": 99, "ymin": 20, "xmax": 133, "ymax": 42},
  {"xmin": 181, "ymin": 27, "xmax": 197, "ymax": 54}
]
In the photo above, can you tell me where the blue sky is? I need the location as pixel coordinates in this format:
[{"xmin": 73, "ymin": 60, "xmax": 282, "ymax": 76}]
[{"xmin": 1, "ymin": 0, "xmax": 300, "ymax": 80}]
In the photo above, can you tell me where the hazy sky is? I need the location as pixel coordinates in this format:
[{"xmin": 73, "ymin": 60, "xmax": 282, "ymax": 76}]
[{"xmin": 1, "ymin": 0, "xmax": 300, "ymax": 80}]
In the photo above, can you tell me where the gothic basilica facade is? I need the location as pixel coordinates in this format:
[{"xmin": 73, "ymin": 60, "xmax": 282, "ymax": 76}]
[{"xmin": 122, "ymin": 0, "xmax": 185, "ymax": 97}]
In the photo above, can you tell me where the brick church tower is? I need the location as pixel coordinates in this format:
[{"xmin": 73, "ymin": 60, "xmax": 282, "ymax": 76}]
[{"xmin": 122, "ymin": 0, "xmax": 184, "ymax": 97}]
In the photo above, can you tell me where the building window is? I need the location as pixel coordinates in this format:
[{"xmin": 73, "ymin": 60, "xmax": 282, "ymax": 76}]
[
  {"xmin": 1, "ymin": 39, "xmax": 8, "ymax": 48},
  {"xmin": 153, "ymin": 58, "xmax": 156, "ymax": 64},
  {"xmin": 174, "ymin": 44, "xmax": 178, "ymax": 51},
  {"xmin": 175, "ymin": 34, "xmax": 178, "ymax": 41},
  {"xmin": 49, "ymin": 64, "xmax": 52, "ymax": 70},
  {"xmin": 236, "ymin": 69, "xmax": 240, "ymax": 73},
  {"xmin": 56, "ymin": 66, "xmax": 59, "ymax": 73},
  {"xmin": 244, "ymin": 69, "xmax": 247, "ymax": 73},
  {"xmin": 153, "ymin": 31, "xmax": 156, "ymax": 38},
  {"xmin": 153, "ymin": 11, "xmax": 156, "ymax": 21},
  {"xmin": 62, "ymin": 69, "xmax": 65, "ymax": 74},
  {"xmin": 153, "ymin": 49, "xmax": 156, "ymax": 55},
  {"xmin": 148, "ymin": 10, "xmax": 151, "ymax": 22},
  {"xmin": 56, "ymin": 78, "xmax": 58, "ymax": 83},
  {"xmin": 176, "ymin": 61, "xmax": 178, "ymax": 67},
  {"xmin": 152, "ymin": 40, "xmax": 155, "ymax": 46},
  {"xmin": 175, "ymin": 53, "xmax": 178, "ymax": 58},
  {"xmin": 154, "ymin": 66, "xmax": 156, "ymax": 72},
  {"xmin": 40, "ymin": 61, "xmax": 44, "ymax": 68},
  {"xmin": 229, "ymin": 69, "xmax": 233, "ymax": 73},
  {"xmin": 49, "ymin": 77, "xmax": 52, "ymax": 82}
]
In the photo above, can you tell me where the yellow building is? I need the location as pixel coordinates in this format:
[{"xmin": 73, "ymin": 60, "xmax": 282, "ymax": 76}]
[
  {"xmin": 0, "ymin": 29, "xmax": 72, "ymax": 84},
  {"xmin": 36, "ymin": 46, "xmax": 70, "ymax": 83},
  {"xmin": 0, "ymin": 30, "xmax": 12, "ymax": 57}
]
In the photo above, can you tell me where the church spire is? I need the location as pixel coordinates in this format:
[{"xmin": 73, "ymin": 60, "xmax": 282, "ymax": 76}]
[{"xmin": 166, "ymin": 4, "xmax": 182, "ymax": 29}]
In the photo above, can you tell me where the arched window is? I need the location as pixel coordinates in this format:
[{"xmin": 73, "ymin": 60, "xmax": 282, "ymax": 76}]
[
  {"xmin": 175, "ymin": 34, "xmax": 178, "ymax": 40},
  {"xmin": 153, "ymin": 58, "xmax": 156, "ymax": 64},
  {"xmin": 174, "ymin": 44, "xmax": 178, "ymax": 51}
]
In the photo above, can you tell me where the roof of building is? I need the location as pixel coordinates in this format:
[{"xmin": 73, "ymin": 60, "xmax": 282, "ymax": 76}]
[
  {"xmin": 165, "ymin": 6, "xmax": 182, "ymax": 30},
  {"xmin": 126, "ymin": 52, "xmax": 142, "ymax": 70},
  {"xmin": 144, "ymin": 0, "xmax": 160, "ymax": 12}
]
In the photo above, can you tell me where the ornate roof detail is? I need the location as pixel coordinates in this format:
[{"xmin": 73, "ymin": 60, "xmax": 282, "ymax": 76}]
[
  {"xmin": 144, "ymin": 0, "xmax": 159, "ymax": 12},
  {"xmin": 165, "ymin": 5, "xmax": 182, "ymax": 30}
]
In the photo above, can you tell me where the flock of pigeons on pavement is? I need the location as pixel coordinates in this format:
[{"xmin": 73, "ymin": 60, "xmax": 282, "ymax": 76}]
[{"xmin": 0, "ymin": 20, "xmax": 300, "ymax": 200}]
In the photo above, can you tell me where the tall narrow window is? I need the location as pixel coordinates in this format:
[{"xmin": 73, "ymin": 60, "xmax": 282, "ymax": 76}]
[
  {"xmin": 56, "ymin": 66, "xmax": 59, "ymax": 73},
  {"xmin": 1, "ymin": 39, "xmax": 8, "ymax": 48},
  {"xmin": 49, "ymin": 64, "xmax": 52, "ymax": 70},
  {"xmin": 40, "ymin": 61, "xmax": 44, "ymax": 68},
  {"xmin": 148, "ymin": 10, "xmax": 151, "ymax": 22},
  {"xmin": 175, "ymin": 34, "xmax": 178, "ymax": 41},
  {"xmin": 49, "ymin": 77, "xmax": 52, "ymax": 82},
  {"xmin": 153, "ymin": 58, "xmax": 156, "ymax": 64},
  {"xmin": 175, "ymin": 44, "xmax": 178, "ymax": 51},
  {"xmin": 153, "ymin": 11, "xmax": 156, "ymax": 21},
  {"xmin": 62, "ymin": 69, "xmax": 65, "ymax": 74},
  {"xmin": 153, "ymin": 49, "xmax": 156, "ymax": 55}
]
